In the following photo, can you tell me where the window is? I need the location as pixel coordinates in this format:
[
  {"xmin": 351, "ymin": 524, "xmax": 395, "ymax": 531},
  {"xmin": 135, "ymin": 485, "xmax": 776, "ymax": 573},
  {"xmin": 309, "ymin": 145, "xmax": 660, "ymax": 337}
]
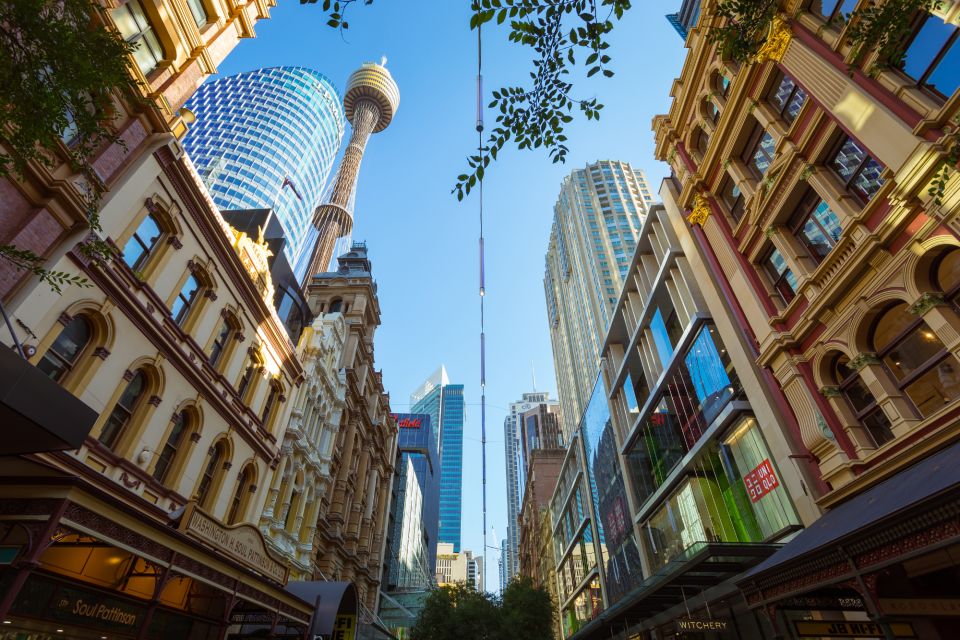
[
  {"xmin": 237, "ymin": 354, "xmax": 261, "ymax": 400},
  {"xmin": 742, "ymin": 126, "xmax": 776, "ymax": 178},
  {"xmin": 831, "ymin": 354, "xmax": 893, "ymax": 446},
  {"xmin": 261, "ymin": 382, "xmax": 280, "ymax": 425},
  {"xmin": 935, "ymin": 248, "xmax": 960, "ymax": 308},
  {"xmin": 871, "ymin": 302, "xmax": 960, "ymax": 417},
  {"xmin": 812, "ymin": 0, "xmax": 858, "ymax": 23},
  {"xmin": 770, "ymin": 74, "xmax": 807, "ymax": 124},
  {"xmin": 99, "ymin": 370, "xmax": 146, "ymax": 449},
  {"xmin": 828, "ymin": 137, "xmax": 885, "ymax": 201},
  {"xmin": 171, "ymin": 274, "xmax": 200, "ymax": 325},
  {"xmin": 122, "ymin": 214, "xmax": 162, "ymax": 271},
  {"xmin": 328, "ymin": 298, "xmax": 343, "ymax": 313},
  {"xmin": 790, "ymin": 191, "xmax": 843, "ymax": 261},
  {"xmin": 209, "ymin": 321, "xmax": 233, "ymax": 369},
  {"xmin": 761, "ymin": 247, "xmax": 798, "ymax": 305},
  {"xmin": 900, "ymin": 14, "xmax": 960, "ymax": 98},
  {"xmin": 111, "ymin": 0, "xmax": 164, "ymax": 76},
  {"xmin": 695, "ymin": 128, "xmax": 710, "ymax": 157},
  {"xmin": 153, "ymin": 411, "xmax": 190, "ymax": 483},
  {"xmin": 186, "ymin": 0, "xmax": 208, "ymax": 26},
  {"xmin": 227, "ymin": 465, "xmax": 255, "ymax": 525},
  {"xmin": 196, "ymin": 442, "xmax": 226, "ymax": 510},
  {"xmin": 37, "ymin": 316, "xmax": 91, "ymax": 383},
  {"xmin": 706, "ymin": 98, "xmax": 720, "ymax": 125},
  {"xmin": 720, "ymin": 176, "xmax": 745, "ymax": 221}
]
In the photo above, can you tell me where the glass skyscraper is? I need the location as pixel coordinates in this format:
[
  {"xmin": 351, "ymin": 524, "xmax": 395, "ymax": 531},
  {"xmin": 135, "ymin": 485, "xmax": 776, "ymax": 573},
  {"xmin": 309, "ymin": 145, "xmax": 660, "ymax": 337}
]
[
  {"xmin": 183, "ymin": 66, "xmax": 345, "ymax": 280},
  {"xmin": 410, "ymin": 367, "xmax": 465, "ymax": 552}
]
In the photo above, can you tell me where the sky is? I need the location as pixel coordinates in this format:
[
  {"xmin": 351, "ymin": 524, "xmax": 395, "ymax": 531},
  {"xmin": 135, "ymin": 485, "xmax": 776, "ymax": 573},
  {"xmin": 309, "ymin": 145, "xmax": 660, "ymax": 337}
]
[{"xmin": 214, "ymin": 0, "xmax": 686, "ymax": 589}]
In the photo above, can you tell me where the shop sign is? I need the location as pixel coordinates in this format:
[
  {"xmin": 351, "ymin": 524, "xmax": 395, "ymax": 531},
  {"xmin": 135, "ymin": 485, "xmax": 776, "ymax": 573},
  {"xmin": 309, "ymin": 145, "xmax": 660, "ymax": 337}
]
[
  {"xmin": 179, "ymin": 502, "xmax": 289, "ymax": 584},
  {"xmin": 793, "ymin": 620, "xmax": 916, "ymax": 638},
  {"xmin": 781, "ymin": 595, "xmax": 865, "ymax": 611},
  {"xmin": 742, "ymin": 459, "xmax": 779, "ymax": 502},
  {"xmin": 676, "ymin": 617, "xmax": 729, "ymax": 632},
  {"xmin": 880, "ymin": 598, "xmax": 960, "ymax": 616},
  {"xmin": 332, "ymin": 614, "xmax": 356, "ymax": 640},
  {"xmin": 12, "ymin": 575, "xmax": 146, "ymax": 633}
]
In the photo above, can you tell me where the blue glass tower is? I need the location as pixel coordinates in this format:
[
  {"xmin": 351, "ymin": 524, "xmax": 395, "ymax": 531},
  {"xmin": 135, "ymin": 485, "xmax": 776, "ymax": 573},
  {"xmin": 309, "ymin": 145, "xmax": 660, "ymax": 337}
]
[
  {"xmin": 183, "ymin": 67, "xmax": 345, "ymax": 280},
  {"xmin": 410, "ymin": 367, "xmax": 465, "ymax": 552}
]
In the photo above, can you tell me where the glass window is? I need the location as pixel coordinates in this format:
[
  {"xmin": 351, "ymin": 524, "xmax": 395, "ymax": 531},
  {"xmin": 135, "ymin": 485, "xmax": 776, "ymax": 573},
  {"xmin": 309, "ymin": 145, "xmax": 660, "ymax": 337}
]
[
  {"xmin": 99, "ymin": 370, "xmax": 146, "ymax": 449},
  {"xmin": 37, "ymin": 316, "xmax": 91, "ymax": 383},
  {"xmin": 901, "ymin": 15, "xmax": 960, "ymax": 98},
  {"xmin": 196, "ymin": 443, "xmax": 225, "ymax": 509},
  {"xmin": 695, "ymin": 128, "xmax": 709, "ymax": 157},
  {"xmin": 227, "ymin": 465, "xmax": 253, "ymax": 525},
  {"xmin": 706, "ymin": 99, "xmax": 720, "ymax": 124},
  {"xmin": 261, "ymin": 383, "xmax": 280, "ymax": 424},
  {"xmin": 770, "ymin": 74, "xmax": 808, "ymax": 124},
  {"xmin": 742, "ymin": 127, "xmax": 776, "ymax": 178},
  {"xmin": 153, "ymin": 411, "xmax": 189, "ymax": 483},
  {"xmin": 872, "ymin": 303, "xmax": 960, "ymax": 417},
  {"xmin": 790, "ymin": 191, "xmax": 843, "ymax": 261},
  {"xmin": 761, "ymin": 247, "xmax": 798, "ymax": 305},
  {"xmin": 650, "ymin": 308, "xmax": 675, "ymax": 363},
  {"xmin": 832, "ymin": 354, "xmax": 894, "ymax": 446},
  {"xmin": 720, "ymin": 176, "xmax": 744, "ymax": 221},
  {"xmin": 171, "ymin": 274, "xmax": 200, "ymax": 325},
  {"xmin": 812, "ymin": 0, "xmax": 858, "ymax": 22},
  {"xmin": 829, "ymin": 137, "xmax": 885, "ymax": 201},
  {"xmin": 935, "ymin": 248, "xmax": 960, "ymax": 295},
  {"xmin": 186, "ymin": 0, "xmax": 208, "ymax": 27},
  {"xmin": 122, "ymin": 213, "xmax": 162, "ymax": 271},
  {"xmin": 111, "ymin": 0, "xmax": 164, "ymax": 76},
  {"xmin": 208, "ymin": 321, "xmax": 232, "ymax": 369}
]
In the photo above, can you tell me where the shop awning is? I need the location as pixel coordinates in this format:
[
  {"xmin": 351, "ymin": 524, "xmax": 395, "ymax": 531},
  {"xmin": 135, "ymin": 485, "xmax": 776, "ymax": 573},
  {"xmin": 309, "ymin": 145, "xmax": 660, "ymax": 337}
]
[
  {"xmin": 0, "ymin": 346, "xmax": 97, "ymax": 454},
  {"xmin": 739, "ymin": 440, "xmax": 960, "ymax": 585},
  {"xmin": 571, "ymin": 542, "xmax": 780, "ymax": 640},
  {"xmin": 285, "ymin": 581, "xmax": 357, "ymax": 638}
]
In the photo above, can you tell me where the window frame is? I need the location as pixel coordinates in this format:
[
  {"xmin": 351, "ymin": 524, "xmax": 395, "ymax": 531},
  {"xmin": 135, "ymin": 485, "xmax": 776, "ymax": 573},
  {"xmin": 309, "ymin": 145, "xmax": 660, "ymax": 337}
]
[
  {"xmin": 122, "ymin": 212, "xmax": 163, "ymax": 272},
  {"xmin": 827, "ymin": 135, "xmax": 886, "ymax": 203},
  {"xmin": 720, "ymin": 175, "xmax": 745, "ymax": 222},
  {"xmin": 760, "ymin": 246, "xmax": 797, "ymax": 305},
  {"xmin": 112, "ymin": 0, "xmax": 165, "ymax": 76},
  {"xmin": 741, "ymin": 125, "xmax": 776, "ymax": 180},
  {"xmin": 768, "ymin": 73, "xmax": 808, "ymax": 125},
  {"xmin": 898, "ymin": 13, "xmax": 960, "ymax": 99},
  {"xmin": 37, "ymin": 316, "xmax": 92, "ymax": 384},
  {"xmin": 208, "ymin": 320, "xmax": 234, "ymax": 370},
  {"xmin": 153, "ymin": 410, "xmax": 190, "ymax": 484},
  {"xmin": 196, "ymin": 442, "xmax": 226, "ymax": 510},
  {"xmin": 831, "ymin": 354, "xmax": 894, "ymax": 446},
  {"xmin": 98, "ymin": 370, "xmax": 147, "ymax": 450},
  {"xmin": 789, "ymin": 190, "xmax": 843, "ymax": 263},
  {"xmin": 171, "ymin": 272, "xmax": 201, "ymax": 326}
]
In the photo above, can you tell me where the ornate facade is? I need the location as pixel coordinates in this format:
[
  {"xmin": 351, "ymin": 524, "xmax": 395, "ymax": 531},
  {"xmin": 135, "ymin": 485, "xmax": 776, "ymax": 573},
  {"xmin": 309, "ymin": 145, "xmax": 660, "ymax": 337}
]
[
  {"xmin": 305, "ymin": 244, "xmax": 397, "ymax": 613},
  {"xmin": 652, "ymin": 0, "xmax": 960, "ymax": 637}
]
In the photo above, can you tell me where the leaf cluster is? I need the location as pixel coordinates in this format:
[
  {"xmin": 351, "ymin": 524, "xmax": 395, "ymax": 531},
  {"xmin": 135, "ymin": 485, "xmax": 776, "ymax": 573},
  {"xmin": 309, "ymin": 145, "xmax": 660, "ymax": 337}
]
[
  {"xmin": 845, "ymin": 0, "xmax": 942, "ymax": 69},
  {"xmin": 453, "ymin": 0, "xmax": 631, "ymax": 201},
  {"xmin": 707, "ymin": 0, "xmax": 779, "ymax": 63},
  {"xmin": 298, "ymin": 0, "xmax": 373, "ymax": 32},
  {"xmin": 928, "ymin": 115, "xmax": 960, "ymax": 207},
  {"xmin": 0, "ymin": 0, "xmax": 134, "ymax": 290},
  {"xmin": 410, "ymin": 576, "xmax": 554, "ymax": 640}
]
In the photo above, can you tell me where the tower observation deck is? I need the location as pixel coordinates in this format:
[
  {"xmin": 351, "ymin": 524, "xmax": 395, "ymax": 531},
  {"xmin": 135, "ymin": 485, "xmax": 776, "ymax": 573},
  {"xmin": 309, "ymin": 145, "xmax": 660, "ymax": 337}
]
[{"xmin": 302, "ymin": 59, "xmax": 400, "ymax": 287}]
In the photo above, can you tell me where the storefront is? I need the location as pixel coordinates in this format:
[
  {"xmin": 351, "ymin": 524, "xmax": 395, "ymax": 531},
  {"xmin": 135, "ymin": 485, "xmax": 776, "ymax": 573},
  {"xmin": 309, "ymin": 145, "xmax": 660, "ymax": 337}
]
[
  {"xmin": 738, "ymin": 441, "xmax": 960, "ymax": 639},
  {"xmin": 0, "ymin": 476, "xmax": 314, "ymax": 640}
]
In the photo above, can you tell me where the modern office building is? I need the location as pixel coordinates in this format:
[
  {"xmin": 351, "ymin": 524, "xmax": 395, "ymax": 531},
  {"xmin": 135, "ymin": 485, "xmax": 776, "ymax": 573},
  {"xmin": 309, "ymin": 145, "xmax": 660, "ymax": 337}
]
[
  {"xmin": 519, "ymin": 399, "xmax": 564, "ymax": 474},
  {"xmin": 502, "ymin": 391, "xmax": 552, "ymax": 583},
  {"xmin": 665, "ymin": 0, "xmax": 701, "ymax": 39},
  {"xmin": 498, "ymin": 538, "xmax": 508, "ymax": 592},
  {"xmin": 465, "ymin": 550, "xmax": 484, "ymax": 592},
  {"xmin": 435, "ymin": 542, "xmax": 468, "ymax": 586},
  {"xmin": 411, "ymin": 367, "xmax": 466, "ymax": 552},
  {"xmin": 544, "ymin": 161, "xmax": 655, "ymax": 437},
  {"xmin": 653, "ymin": 0, "xmax": 960, "ymax": 635},
  {"xmin": 183, "ymin": 66, "xmax": 345, "ymax": 280}
]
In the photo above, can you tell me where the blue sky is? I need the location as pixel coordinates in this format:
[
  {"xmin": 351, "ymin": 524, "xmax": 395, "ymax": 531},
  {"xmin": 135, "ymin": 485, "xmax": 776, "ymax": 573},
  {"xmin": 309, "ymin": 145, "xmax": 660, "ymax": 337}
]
[{"xmin": 216, "ymin": 0, "xmax": 686, "ymax": 588}]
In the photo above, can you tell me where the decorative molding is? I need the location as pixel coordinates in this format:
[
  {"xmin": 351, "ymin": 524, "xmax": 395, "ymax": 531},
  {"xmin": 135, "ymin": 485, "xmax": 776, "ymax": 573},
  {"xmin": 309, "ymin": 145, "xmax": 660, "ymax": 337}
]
[
  {"xmin": 687, "ymin": 194, "xmax": 711, "ymax": 226},
  {"xmin": 93, "ymin": 347, "xmax": 111, "ymax": 360},
  {"xmin": 144, "ymin": 197, "xmax": 162, "ymax": 215},
  {"xmin": 753, "ymin": 14, "xmax": 792, "ymax": 64},
  {"xmin": 800, "ymin": 164, "xmax": 816, "ymax": 181},
  {"xmin": 849, "ymin": 353, "xmax": 881, "ymax": 371},
  {"xmin": 167, "ymin": 236, "xmax": 183, "ymax": 250},
  {"xmin": 189, "ymin": 432, "xmax": 202, "ymax": 443},
  {"xmin": 57, "ymin": 311, "xmax": 74, "ymax": 327},
  {"xmin": 148, "ymin": 395, "xmax": 162, "ymax": 407},
  {"xmin": 908, "ymin": 293, "xmax": 945, "ymax": 316},
  {"xmin": 120, "ymin": 472, "xmax": 141, "ymax": 489},
  {"xmin": 203, "ymin": 289, "xmax": 218, "ymax": 301},
  {"xmin": 223, "ymin": 461, "xmax": 233, "ymax": 471},
  {"xmin": 765, "ymin": 225, "xmax": 778, "ymax": 239},
  {"xmin": 820, "ymin": 385, "xmax": 842, "ymax": 398},
  {"xmin": 123, "ymin": 369, "xmax": 135, "ymax": 381}
]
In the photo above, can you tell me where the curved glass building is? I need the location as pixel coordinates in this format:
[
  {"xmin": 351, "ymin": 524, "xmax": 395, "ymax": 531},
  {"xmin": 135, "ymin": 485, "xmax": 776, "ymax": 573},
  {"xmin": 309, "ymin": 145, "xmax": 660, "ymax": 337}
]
[{"xmin": 183, "ymin": 66, "xmax": 345, "ymax": 280}]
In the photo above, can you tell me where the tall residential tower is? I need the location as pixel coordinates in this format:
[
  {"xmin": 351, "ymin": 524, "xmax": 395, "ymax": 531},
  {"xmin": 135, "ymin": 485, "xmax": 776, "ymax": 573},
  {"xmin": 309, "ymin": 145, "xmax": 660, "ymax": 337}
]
[
  {"xmin": 544, "ymin": 160, "xmax": 654, "ymax": 437},
  {"xmin": 183, "ymin": 67, "xmax": 345, "ymax": 280},
  {"xmin": 411, "ymin": 367, "xmax": 466, "ymax": 552}
]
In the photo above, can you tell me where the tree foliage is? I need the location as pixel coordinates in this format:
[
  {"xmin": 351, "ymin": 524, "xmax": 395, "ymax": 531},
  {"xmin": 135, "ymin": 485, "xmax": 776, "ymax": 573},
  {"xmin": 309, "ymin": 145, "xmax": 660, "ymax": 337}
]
[
  {"xmin": 707, "ymin": 0, "xmax": 778, "ymax": 63},
  {"xmin": 411, "ymin": 578, "xmax": 554, "ymax": 640},
  {"xmin": 0, "ymin": 0, "xmax": 135, "ymax": 291}
]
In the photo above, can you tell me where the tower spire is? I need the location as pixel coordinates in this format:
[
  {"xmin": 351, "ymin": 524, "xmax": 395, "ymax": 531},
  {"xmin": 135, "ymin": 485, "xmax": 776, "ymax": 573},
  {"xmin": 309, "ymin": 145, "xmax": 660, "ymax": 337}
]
[{"xmin": 302, "ymin": 60, "xmax": 400, "ymax": 289}]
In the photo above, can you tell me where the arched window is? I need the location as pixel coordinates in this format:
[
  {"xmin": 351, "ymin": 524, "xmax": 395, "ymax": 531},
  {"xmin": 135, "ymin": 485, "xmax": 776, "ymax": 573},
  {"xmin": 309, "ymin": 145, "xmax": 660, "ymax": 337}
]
[
  {"xmin": 196, "ymin": 442, "xmax": 226, "ymax": 510},
  {"xmin": 695, "ymin": 128, "xmax": 710, "ymax": 157},
  {"xmin": 328, "ymin": 298, "xmax": 343, "ymax": 313},
  {"xmin": 227, "ymin": 464, "xmax": 255, "ymax": 525},
  {"xmin": 153, "ymin": 410, "xmax": 192, "ymax": 484},
  {"xmin": 111, "ymin": 0, "xmax": 164, "ymax": 76},
  {"xmin": 934, "ymin": 247, "xmax": 960, "ymax": 307},
  {"xmin": 705, "ymin": 98, "xmax": 720, "ymax": 125},
  {"xmin": 37, "ymin": 316, "xmax": 91, "ymax": 383},
  {"xmin": 122, "ymin": 213, "xmax": 162, "ymax": 271},
  {"xmin": 871, "ymin": 303, "xmax": 960, "ymax": 417},
  {"xmin": 831, "ymin": 354, "xmax": 893, "ymax": 446},
  {"xmin": 99, "ymin": 370, "xmax": 147, "ymax": 449}
]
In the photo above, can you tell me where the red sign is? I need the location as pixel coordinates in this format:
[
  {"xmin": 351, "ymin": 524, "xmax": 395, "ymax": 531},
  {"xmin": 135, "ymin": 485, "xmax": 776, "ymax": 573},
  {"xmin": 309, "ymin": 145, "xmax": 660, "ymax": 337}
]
[
  {"xmin": 743, "ymin": 459, "xmax": 779, "ymax": 503},
  {"xmin": 397, "ymin": 417, "xmax": 421, "ymax": 429}
]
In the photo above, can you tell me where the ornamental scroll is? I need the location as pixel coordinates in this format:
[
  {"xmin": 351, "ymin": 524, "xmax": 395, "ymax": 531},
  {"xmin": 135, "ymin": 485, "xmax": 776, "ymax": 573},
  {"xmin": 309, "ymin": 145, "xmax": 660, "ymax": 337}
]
[
  {"xmin": 753, "ymin": 14, "xmax": 792, "ymax": 64},
  {"xmin": 687, "ymin": 194, "xmax": 711, "ymax": 226}
]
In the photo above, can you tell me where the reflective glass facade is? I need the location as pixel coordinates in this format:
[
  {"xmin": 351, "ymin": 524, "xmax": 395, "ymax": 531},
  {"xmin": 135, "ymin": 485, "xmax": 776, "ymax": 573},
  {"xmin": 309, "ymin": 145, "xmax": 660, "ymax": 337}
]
[
  {"xmin": 183, "ymin": 67, "xmax": 345, "ymax": 281},
  {"xmin": 411, "ymin": 380, "xmax": 465, "ymax": 552}
]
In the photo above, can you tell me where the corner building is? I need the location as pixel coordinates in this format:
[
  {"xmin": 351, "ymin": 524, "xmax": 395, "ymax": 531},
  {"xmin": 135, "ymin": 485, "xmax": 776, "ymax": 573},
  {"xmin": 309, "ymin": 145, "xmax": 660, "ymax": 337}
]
[
  {"xmin": 654, "ymin": 0, "xmax": 960, "ymax": 637},
  {"xmin": 545, "ymin": 161, "xmax": 655, "ymax": 438},
  {"xmin": 183, "ymin": 67, "xmax": 345, "ymax": 281}
]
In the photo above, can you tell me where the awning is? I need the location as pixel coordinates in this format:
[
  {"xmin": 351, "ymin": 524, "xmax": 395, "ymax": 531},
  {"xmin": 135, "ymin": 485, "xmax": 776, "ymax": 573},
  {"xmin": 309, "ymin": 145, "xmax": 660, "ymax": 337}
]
[
  {"xmin": 739, "ymin": 439, "xmax": 960, "ymax": 585},
  {"xmin": 571, "ymin": 542, "xmax": 780, "ymax": 640},
  {"xmin": 285, "ymin": 581, "xmax": 357, "ymax": 638},
  {"xmin": 0, "ymin": 346, "xmax": 97, "ymax": 454}
]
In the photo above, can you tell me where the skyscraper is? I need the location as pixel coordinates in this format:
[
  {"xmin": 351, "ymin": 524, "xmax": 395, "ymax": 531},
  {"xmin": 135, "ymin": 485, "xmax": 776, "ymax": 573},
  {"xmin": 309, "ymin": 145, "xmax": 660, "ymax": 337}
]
[
  {"xmin": 183, "ymin": 67, "xmax": 345, "ymax": 280},
  {"xmin": 543, "ymin": 160, "xmax": 653, "ymax": 437},
  {"xmin": 502, "ymin": 391, "xmax": 553, "ymax": 584},
  {"xmin": 411, "ymin": 367, "xmax": 465, "ymax": 552}
]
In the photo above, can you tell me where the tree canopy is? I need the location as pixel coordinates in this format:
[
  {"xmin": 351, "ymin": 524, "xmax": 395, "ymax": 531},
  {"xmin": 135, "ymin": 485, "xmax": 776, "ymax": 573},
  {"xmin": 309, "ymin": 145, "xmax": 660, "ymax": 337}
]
[{"xmin": 410, "ymin": 577, "xmax": 555, "ymax": 640}]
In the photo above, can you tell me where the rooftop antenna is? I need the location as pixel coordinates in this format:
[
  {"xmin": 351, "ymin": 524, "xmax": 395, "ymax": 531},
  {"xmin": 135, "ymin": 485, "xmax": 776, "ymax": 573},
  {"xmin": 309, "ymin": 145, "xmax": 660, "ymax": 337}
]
[{"xmin": 531, "ymin": 362, "xmax": 537, "ymax": 392}]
